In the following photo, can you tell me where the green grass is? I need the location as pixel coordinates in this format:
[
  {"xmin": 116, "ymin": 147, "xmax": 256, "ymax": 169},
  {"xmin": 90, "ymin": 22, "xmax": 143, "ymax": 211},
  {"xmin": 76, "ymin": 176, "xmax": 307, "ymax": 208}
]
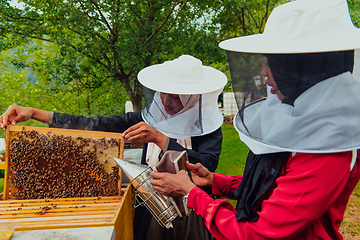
[
  {"xmin": 217, "ymin": 124, "xmax": 249, "ymax": 176},
  {"xmin": 0, "ymin": 177, "xmax": 3, "ymax": 194},
  {"xmin": 0, "ymin": 169, "xmax": 3, "ymax": 193},
  {"xmin": 215, "ymin": 124, "xmax": 249, "ymax": 207},
  {"xmin": 354, "ymin": 181, "xmax": 360, "ymax": 197}
]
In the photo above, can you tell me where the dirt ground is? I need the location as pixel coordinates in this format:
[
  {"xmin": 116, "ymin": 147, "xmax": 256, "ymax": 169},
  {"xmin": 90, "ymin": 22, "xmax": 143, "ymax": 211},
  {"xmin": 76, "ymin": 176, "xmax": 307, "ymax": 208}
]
[{"xmin": 340, "ymin": 193, "xmax": 360, "ymax": 239}]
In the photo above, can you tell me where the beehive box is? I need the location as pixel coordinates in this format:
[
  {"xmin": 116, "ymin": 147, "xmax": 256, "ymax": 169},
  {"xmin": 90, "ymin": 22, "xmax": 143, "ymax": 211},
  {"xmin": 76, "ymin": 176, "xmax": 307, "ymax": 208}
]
[
  {"xmin": 0, "ymin": 184, "xmax": 133, "ymax": 240},
  {"xmin": 1, "ymin": 125, "xmax": 134, "ymax": 240}
]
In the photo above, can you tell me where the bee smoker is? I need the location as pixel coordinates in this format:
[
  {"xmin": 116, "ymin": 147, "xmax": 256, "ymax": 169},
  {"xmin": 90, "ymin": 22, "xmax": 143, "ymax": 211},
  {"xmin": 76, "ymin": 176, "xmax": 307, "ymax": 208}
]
[{"xmin": 114, "ymin": 158, "xmax": 178, "ymax": 228}]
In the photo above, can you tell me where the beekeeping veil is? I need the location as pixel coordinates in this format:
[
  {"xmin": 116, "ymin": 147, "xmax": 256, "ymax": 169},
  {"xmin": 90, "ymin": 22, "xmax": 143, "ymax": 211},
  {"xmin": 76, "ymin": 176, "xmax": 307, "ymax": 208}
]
[
  {"xmin": 219, "ymin": 0, "xmax": 360, "ymax": 154},
  {"xmin": 138, "ymin": 55, "xmax": 227, "ymax": 139}
]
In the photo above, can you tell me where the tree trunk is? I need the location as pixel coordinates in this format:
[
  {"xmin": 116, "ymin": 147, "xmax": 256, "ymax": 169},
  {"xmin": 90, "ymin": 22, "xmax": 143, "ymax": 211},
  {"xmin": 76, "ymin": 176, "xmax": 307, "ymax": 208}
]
[
  {"xmin": 131, "ymin": 94, "xmax": 143, "ymax": 111},
  {"xmin": 119, "ymin": 76, "xmax": 143, "ymax": 112}
]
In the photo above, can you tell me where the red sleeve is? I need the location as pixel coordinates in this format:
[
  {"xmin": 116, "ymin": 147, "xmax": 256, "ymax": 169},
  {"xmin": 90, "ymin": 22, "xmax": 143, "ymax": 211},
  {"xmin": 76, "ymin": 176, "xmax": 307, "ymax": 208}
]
[
  {"xmin": 211, "ymin": 173, "xmax": 242, "ymax": 199},
  {"xmin": 187, "ymin": 152, "xmax": 353, "ymax": 240}
]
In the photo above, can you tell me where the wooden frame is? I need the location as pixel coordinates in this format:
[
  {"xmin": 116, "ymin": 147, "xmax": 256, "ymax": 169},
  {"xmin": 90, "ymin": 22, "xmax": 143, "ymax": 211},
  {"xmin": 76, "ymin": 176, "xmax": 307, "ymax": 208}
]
[
  {"xmin": 0, "ymin": 184, "xmax": 134, "ymax": 240},
  {"xmin": 3, "ymin": 125, "xmax": 124, "ymax": 199}
]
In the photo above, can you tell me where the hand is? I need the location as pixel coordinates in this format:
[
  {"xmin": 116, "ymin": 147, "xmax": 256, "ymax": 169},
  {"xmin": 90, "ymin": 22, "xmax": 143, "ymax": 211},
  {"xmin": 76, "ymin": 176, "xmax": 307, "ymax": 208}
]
[
  {"xmin": 0, "ymin": 105, "xmax": 49, "ymax": 130},
  {"xmin": 0, "ymin": 105, "xmax": 34, "ymax": 130},
  {"xmin": 122, "ymin": 122, "xmax": 167, "ymax": 149},
  {"xmin": 150, "ymin": 170, "xmax": 196, "ymax": 197},
  {"xmin": 186, "ymin": 162, "xmax": 213, "ymax": 188}
]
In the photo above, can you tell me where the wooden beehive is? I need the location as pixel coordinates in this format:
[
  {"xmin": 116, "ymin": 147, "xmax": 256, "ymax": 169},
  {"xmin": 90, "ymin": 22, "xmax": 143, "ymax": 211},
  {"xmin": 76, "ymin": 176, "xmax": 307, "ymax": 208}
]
[
  {"xmin": 0, "ymin": 184, "xmax": 133, "ymax": 240},
  {"xmin": 1, "ymin": 125, "xmax": 134, "ymax": 240}
]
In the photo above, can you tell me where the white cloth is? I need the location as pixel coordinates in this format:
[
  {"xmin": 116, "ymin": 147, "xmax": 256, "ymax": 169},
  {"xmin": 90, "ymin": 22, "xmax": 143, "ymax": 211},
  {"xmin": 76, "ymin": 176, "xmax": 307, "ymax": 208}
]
[{"xmin": 142, "ymin": 89, "xmax": 223, "ymax": 139}]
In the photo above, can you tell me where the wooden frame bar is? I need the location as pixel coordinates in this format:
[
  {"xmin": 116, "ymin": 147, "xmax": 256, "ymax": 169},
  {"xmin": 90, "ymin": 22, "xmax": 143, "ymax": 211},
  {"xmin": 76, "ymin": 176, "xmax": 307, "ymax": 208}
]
[{"xmin": 0, "ymin": 184, "xmax": 134, "ymax": 240}]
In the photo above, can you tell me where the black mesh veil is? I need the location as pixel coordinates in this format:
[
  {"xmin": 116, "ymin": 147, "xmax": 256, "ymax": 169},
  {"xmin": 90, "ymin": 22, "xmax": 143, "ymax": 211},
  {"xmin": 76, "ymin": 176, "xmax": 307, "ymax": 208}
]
[
  {"xmin": 225, "ymin": 49, "xmax": 360, "ymax": 153},
  {"xmin": 225, "ymin": 51, "xmax": 267, "ymax": 136}
]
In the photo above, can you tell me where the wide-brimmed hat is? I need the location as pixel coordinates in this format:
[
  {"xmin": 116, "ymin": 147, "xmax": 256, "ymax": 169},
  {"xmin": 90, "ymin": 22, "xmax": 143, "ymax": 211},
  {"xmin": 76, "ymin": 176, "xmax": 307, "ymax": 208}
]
[
  {"xmin": 219, "ymin": 0, "xmax": 360, "ymax": 54},
  {"xmin": 138, "ymin": 55, "xmax": 227, "ymax": 94}
]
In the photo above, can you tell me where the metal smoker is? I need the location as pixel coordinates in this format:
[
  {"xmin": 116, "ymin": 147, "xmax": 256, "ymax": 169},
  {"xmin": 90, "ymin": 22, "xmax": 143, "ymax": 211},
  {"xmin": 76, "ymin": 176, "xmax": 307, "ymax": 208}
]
[{"xmin": 114, "ymin": 158, "xmax": 178, "ymax": 227}]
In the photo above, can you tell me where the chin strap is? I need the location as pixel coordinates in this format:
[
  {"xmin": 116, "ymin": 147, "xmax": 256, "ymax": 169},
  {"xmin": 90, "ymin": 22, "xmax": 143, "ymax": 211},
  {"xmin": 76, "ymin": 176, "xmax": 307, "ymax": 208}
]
[{"xmin": 351, "ymin": 149, "xmax": 357, "ymax": 171}]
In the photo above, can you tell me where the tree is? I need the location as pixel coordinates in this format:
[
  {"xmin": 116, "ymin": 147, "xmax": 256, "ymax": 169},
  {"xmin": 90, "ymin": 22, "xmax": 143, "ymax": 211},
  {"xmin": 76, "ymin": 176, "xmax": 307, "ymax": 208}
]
[
  {"xmin": 208, "ymin": 0, "xmax": 284, "ymax": 102},
  {"xmin": 0, "ymin": 49, "xmax": 49, "ymax": 138},
  {"xmin": 5, "ymin": 38, "xmax": 129, "ymax": 117},
  {"xmin": 0, "ymin": 0, "xmax": 222, "ymax": 112},
  {"xmin": 214, "ymin": 0, "xmax": 287, "ymax": 39}
]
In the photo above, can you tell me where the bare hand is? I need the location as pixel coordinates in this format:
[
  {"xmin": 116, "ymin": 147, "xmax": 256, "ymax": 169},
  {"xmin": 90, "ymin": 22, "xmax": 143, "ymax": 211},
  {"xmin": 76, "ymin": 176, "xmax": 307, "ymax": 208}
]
[
  {"xmin": 186, "ymin": 162, "xmax": 213, "ymax": 188},
  {"xmin": 150, "ymin": 170, "xmax": 196, "ymax": 197},
  {"xmin": 0, "ymin": 105, "xmax": 34, "ymax": 130},
  {"xmin": 122, "ymin": 122, "xmax": 167, "ymax": 149}
]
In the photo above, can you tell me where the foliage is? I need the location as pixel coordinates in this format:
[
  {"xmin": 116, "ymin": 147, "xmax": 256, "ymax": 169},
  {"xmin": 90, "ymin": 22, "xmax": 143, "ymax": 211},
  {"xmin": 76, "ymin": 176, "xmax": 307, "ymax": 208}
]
[
  {"xmin": 0, "ymin": 177, "xmax": 3, "ymax": 193},
  {"xmin": 0, "ymin": 0, "xmax": 285, "ymax": 115},
  {"xmin": 210, "ymin": 0, "xmax": 283, "ymax": 102},
  {"xmin": 0, "ymin": 0, "xmax": 224, "ymax": 111},
  {"xmin": 0, "ymin": 48, "xmax": 130, "ymax": 139},
  {"xmin": 212, "ymin": 0, "xmax": 284, "ymax": 41},
  {"xmin": 0, "ymin": 50, "xmax": 45, "ymax": 137},
  {"xmin": 210, "ymin": 61, "xmax": 232, "ymax": 96},
  {"xmin": 348, "ymin": 0, "xmax": 360, "ymax": 27}
]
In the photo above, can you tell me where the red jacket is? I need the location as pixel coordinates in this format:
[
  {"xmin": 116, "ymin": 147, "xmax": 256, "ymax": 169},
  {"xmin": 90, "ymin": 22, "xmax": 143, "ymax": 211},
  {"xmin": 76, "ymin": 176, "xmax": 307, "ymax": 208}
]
[{"xmin": 187, "ymin": 151, "xmax": 360, "ymax": 240}]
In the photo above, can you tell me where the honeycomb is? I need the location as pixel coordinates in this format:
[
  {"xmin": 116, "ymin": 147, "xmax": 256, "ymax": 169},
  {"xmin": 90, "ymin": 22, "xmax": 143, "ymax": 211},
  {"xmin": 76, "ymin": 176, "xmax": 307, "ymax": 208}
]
[{"xmin": 7, "ymin": 127, "xmax": 123, "ymax": 199}]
